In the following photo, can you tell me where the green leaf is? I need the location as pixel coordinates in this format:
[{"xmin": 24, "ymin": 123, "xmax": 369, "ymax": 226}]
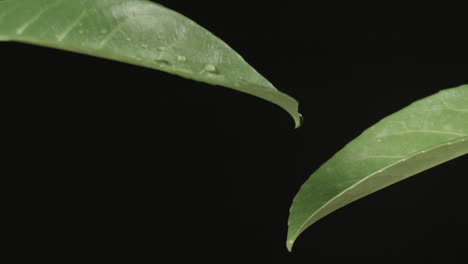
[
  {"xmin": 0, "ymin": 0, "xmax": 301, "ymax": 127},
  {"xmin": 287, "ymin": 84, "xmax": 468, "ymax": 251}
]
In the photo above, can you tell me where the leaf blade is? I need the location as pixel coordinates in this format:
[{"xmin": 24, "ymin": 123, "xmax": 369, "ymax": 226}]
[
  {"xmin": 0, "ymin": 0, "xmax": 301, "ymax": 127},
  {"xmin": 287, "ymin": 85, "xmax": 468, "ymax": 251}
]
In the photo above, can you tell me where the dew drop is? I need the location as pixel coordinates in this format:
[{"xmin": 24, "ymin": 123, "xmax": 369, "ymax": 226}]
[
  {"xmin": 154, "ymin": 59, "xmax": 171, "ymax": 66},
  {"xmin": 377, "ymin": 138, "xmax": 382, "ymax": 142},
  {"xmin": 100, "ymin": 29, "xmax": 108, "ymax": 34},
  {"xmin": 204, "ymin": 64, "xmax": 216, "ymax": 72},
  {"xmin": 298, "ymin": 113, "xmax": 304, "ymax": 127},
  {"xmin": 157, "ymin": 46, "xmax": 166, "ymax": 51},
  {"xmin": 177, "ymin": 55, "xmax": 186, "ymax": 62},
  {"xmin": 126, "ymin": 37, "xmax": 131, "ymax": 41},
  {"xmin": 141, "ymin": 43, "xmax": 149, "ymax": 49}
]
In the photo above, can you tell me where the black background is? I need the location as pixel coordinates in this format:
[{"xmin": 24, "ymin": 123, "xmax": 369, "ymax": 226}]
[{"xmin": 12, "ymin": 1, "xmax": 468, "ymax": 262}]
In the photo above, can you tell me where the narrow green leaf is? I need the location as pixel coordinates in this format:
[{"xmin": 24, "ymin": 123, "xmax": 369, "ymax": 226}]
[
  {"xmin": 287, "ymin": 85, "xmax": 468, "ymax": 251},
  {"xmin": 0, "ymin": 0, "xmax": 301, "ymax": 127}
]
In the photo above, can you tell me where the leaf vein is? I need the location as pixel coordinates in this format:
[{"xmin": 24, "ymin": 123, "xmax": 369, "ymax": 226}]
[
  {"xmin": 98, "ymin": 19, "xmax": 127, "ymax": 49},
  {"xmin": 394, "ymin": 129, "xmax": 466, "ymax": 137},
  {"xmin": 441, "ymin": 97, "xmax": 468, "ymax": 113},
  {"xmin": 56, "ymin": 9, "xmax": 89, "ymax": 41},
  {"xmin": 16, "ymin": 0, "xmax": 63, "ymax": 35},
  {"xmin": 360, "ymin": 155, "xmax": 405, "ymax": 160}
]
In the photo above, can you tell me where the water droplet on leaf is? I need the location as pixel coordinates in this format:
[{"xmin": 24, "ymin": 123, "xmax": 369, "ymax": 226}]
[
  {"xmin": 298, "ymin": 113, "xmax": 304, "ymax": 127},
  {"xmin": 177, "ymin": 55, "xmax": 186, "ymax": 62},
  {"xmin": 204, "ymin": 64, "xmax": 216, "ymax": 72},
  {"xmin": 155, "ymin": 59, "xmax": 171, "ymax": 66}
]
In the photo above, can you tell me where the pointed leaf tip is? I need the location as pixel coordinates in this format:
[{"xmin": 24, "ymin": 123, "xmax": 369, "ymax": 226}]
[
  {"xmin": 286, "ymin": 238, "xmax": 295, "ymax": 252},
  {"xmin": 0, "ymin": 0, "xmax": 300, "ymax": 127},
  {"xmin": 287, "ymin": 84, "xmax": 468, "ymax": 249}
]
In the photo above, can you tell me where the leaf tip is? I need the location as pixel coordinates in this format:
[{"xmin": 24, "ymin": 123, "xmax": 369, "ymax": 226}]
[
  {"xmin": 286, "ymin": 238, "xmax": 295, "ymax": 252},
  {"xmin": 286, "ymin": 225, "xmax": 300, "ymax": 252},
  {"xmin": 294, "ymin": 113, "xmax": 304, "ymax": 129}
]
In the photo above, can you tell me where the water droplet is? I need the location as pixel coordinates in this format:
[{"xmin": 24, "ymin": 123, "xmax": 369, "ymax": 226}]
[
  {"xmin": 157, "ymin": 46, "xmax": 166, "ymax": 51},
  {"xmin": 204, "ymin": 64, "xmax": 216, "ymax": 72},
  {"xmin": 377, "ymin": 138, "xmax": 382, "ymax": 142},
  {"xmin": 126, "ymin": 37, "xmax": 131, "ymax": 41},
  {"xmin": 154, "ymin": 59, "xmax": 171, "ymax": 66},
  {"xmin": 100, "ymin": 29, "xmax": 108, "ymax": 34},
  {"xmin": 157, "ymin": 35, "xmax": 163, "ymax": 40},
  {"xmin": 141, "ymin": 43, "xmax": 149, "ymax": 49},
  {"xmin": 177, "ymin": 55, "xmax": 186, "ymax": 62},
  {"xmin": 298, "ymin": 113, "xmax": 304, "ymax": 127}
]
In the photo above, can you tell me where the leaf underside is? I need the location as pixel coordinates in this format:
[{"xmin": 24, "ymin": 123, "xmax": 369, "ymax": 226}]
[
  {"xmin": 287, "ymin": 84, "xmax": 468, "ymax": 251},
  {"xmin": 0, "ymin": 0, "xmax": 301, "ymax": 127}
]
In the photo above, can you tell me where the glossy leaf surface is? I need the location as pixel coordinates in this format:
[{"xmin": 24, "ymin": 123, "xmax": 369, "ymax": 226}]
[
  {"xmin": 0, "ymin": 0, "xmax": 301, "ymax": 127},
  {"xmin": 288, "ymin": 85, "xmax": 468, "ymax": 251}
]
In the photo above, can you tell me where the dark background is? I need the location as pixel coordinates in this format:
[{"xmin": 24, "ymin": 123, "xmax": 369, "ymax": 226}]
[{"xmin": 11, "ymin": 1, "xmax": 468, "ymax": 262}]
